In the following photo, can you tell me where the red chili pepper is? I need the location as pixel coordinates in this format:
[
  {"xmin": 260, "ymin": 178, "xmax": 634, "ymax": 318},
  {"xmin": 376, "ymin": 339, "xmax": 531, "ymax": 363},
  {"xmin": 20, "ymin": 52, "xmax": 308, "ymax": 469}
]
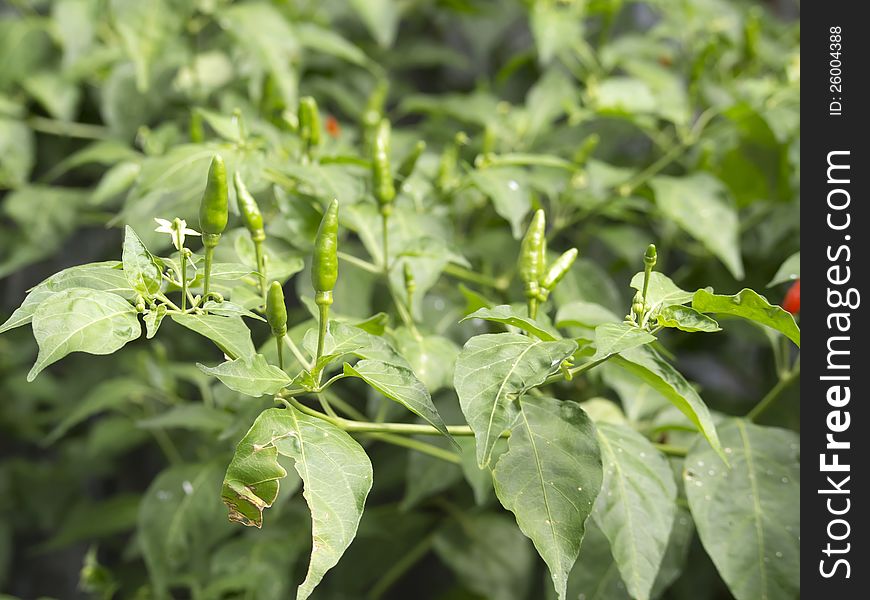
[
  {"xmin": 782, "ymin": 279, "xmax": 800, "ymax": 314},
  {"xmin": 325, "ymin": 115, "xmax": 341, "ymax": 138}
]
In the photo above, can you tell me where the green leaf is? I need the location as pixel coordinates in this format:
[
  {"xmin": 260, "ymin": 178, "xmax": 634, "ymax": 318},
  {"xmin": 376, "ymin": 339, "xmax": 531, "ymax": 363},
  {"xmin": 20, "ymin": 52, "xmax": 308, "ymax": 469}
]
[
  {"xmin": 139, "ymin": 463, "xmax": 232, "ymax": 596},
  {"xmin": 90, "ymin": 161, "xmax": 141, "ymax": 206},
  {"xmin": 296, "ymin": 23, "xmax": 371, "ymax": 68},
  {"xmin": 557, "ymin": 521, "xmax": 628, "ymax": 600},
  {"xmin": 433, "ymin": 513, "xmax": 535, "ymax": 600},
  {"xmin": 349, "ymin": 0, "xmax": 399, "ymax": 48},
  {"xmin": 692, "ymin": 289, "xmax": 800, "ymax": 347},
  {"xmin": 650, "ymin": 173, "xmax": 744, "ymax": 279},
  {"xmin": 592, "ymin": 323, "xmax": 656, "ymax": 361},
  {"xmin": 171, "ymin": 314, "xmax": 255, "ymax": 360},
  {"xmin": 651, "ymin": 506, "xmax": 695, "ymax": 598},
  {"xmin": 530, "ymin": 2, "xmax": 583, "ymax": 64},
  {"xmin": 469, "ymin": 168, "xmax": 530, "ymax": 238},
  {"xmin": 629, "ymin": 272, "xmax": 695, "ymax": 309},
  {"xmin": 609, "ymin": 346, "xmax": 724, "ymax": 462},
  {"xmin": 525, "ymin": 69, "xmax": 577, "ymax": 139},
  {"xmin": 198, "ymin": 355, "xmax": 292, "ymax": 398},
  {"xmin": 655, "ymin": 305, "xmax": 721, "ymax": 333},
  {"xmin": 593, "ymin": 423, "xmax": 677, "ymax": 600},
  {"xmin": 44, "ymin": 378, "xmax": 151, "ymax": 445},
  {"xmin": 555, "ymin": 301, "xmax": 621, "ymax": 329},
  {"xmin": 454, "ymin": 333, "xmax": 578, "ymax": 466},
  {"xmin": 391, "ymin": 328, "xmax": 459, "ymax": 392},
  {"xmin": 344, "ymin": 359, "xmax": 454, "ymax": 444},
  {"xmin": 221, "ymin": 407, "xmax": 373, "ymax": 600},
  {"xmin": 492, "ymin": 395, "xmax": 602, "ymax": 600},
  {"xmin": 463, "ymin": 305, "xmax": 560, "ymax": 341},
  {"xmin": 122, "ymin": 226, "xmax": 162, "ymax": 297},
  {"xmin": 40, "ymin": 494, "xmax": 141, "ymax": 551},
  {"xmin": 219, "ymin": 3, "xmax": 299, "ymax": 106},
  {"xmin": 401, "ymin": 441, "xmax": 462, "ymax": 510},
  {"xmin": 767, "ymin": 252, "xmax": 799, "ymax": 287},
  {"xmin": 0, "ymin": 261, "xmax": 131, "ymax": 334},
  {"xmin": 22, "ymin": 70, "xmax": 80, "ymax": 122},
  {"xmin": 685, "ymin": 420, "xmax": 799, "ymax": 600},
  {"xmin": 594, "ymin": 77, "xmax": 657, "ymax": 116},
  {"xmin": 0, "ymin": 117, "xmax": 34, "ymax": 187},
  {"xmin": 205, "ymin": 514, "xmax": 309, "ymax": 600},
  {"xmin": 387, "ymin": 236, "xmax": 469, "ymax": 318},
  {"xmin": 110, "ymin": 0, "xmax": 181, "ymax": 91},
  {"xmin": 309, "ymin": 321, "xmax": 412, "ymax": 372},
  {"xmin": 137, "ymin": 405, "xmax": 233, "ymax": 432},
  {"xmin": 144, "ymin": 304, "xmax": 167, "ymax": 339},
  {"xmin": 28, "ymin": 289, "xmax": 140, "ymax": 381},
  {"xmin": 458, "ymin": 437, "xmax": 496, "ymax": 506}
]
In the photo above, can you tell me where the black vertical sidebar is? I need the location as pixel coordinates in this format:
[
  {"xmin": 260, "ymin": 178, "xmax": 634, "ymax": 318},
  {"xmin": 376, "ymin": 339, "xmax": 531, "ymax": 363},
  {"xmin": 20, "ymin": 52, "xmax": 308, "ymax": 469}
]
[{"xmin": 803, "ymin": 3, "xmax": 868, "ymax": 597}]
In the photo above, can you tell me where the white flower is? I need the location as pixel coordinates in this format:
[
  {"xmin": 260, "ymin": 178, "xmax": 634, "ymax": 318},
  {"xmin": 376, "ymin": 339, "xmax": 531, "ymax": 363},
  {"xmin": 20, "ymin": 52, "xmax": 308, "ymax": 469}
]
[{"xmin": 155, "ymin": 217, "xmax": 200, "ymax": 251}]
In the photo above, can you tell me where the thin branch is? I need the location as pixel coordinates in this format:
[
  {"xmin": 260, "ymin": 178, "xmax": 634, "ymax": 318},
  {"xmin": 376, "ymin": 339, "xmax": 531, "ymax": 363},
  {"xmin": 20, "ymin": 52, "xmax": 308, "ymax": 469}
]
[{"xmin": 747, "ymin": 363, "xmax": 800, "ymax": 422}]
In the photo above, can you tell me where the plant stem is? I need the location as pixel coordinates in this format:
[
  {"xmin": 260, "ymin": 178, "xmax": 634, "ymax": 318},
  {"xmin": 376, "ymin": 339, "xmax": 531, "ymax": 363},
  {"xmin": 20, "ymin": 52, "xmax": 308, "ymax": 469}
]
[
  {"xmin": 365, "ymin": 433, "xmax": 459, "ymax": 464},
  {"xmin": 381, "ymin": 213, "xmax": 390, "ymax": 272},
  {"xmin": 254, "ymin": 240, "xmax": 267, "ymax": 306},
  {"xmin": 442, "ymin": 263, "xmax": 508, "ymax": 291},
  {"xmin": 618, "ymin": 143, "xmax": 686, "ymax": 196},
  {"xmin": 642, "ymin": 264, "xmax": 652, "ymax": 304},
  {"xmin": 276, "ymin": 336, "xmax": 284, "ymax": 370},
  {"xmin": 480, "ymin": 153, "xmax": 576, "ymax": 172},
  {"xmin": 316, "ymin": 303, "xmax": 329, "ymax": 374},
  {"xmin": 542, "ymin": 356, "xmax": 611, "ymax": 386},
  {"xmin": 367, "ymin": 535, "xmax": 435, "ymax": 599},
  {"xmin": 286, "ymin": 398, "xmax": 461, "ymax": 463},
  {"xmin": 203, "ymin": 244, "xmax": 215, "ymax": 298},
  {"xmin": 654, "ymin": 443, "xmax": 688, "ymax": 457},
  {"xmin": 317, "ymin": 393, "xmax": 338, "ymax": 418},
  {"xmin": 151, "ymin": 429, "xmax": 183, "ymax": 465},
  {"xmin": 286, "ymin": 397, "xmax": 480, "ymax": 437},
  {"xmin": 338, "ymin": 251, "xmax": 381, "ymax": 274},
  {"xmin": 283, "ymin": 334, "xmax": 312, "ymax": 370},
  {"xmin": 528, "ymin": 297, "xmax": 538, "ymax": 320},
  {"xmin": 156, "ymin": 293, "xmax": 182, "ymax": 312},
  {"xmin": 747, "ymin": 363, "xmax": 800, "ymax": 422},
  {"xmin": 180, "ymin": 252, "xmax": 188, "ymax": 311},
  {"xmin": 27, "ymin": 116, "xmax": 110, "ymax": 140}
]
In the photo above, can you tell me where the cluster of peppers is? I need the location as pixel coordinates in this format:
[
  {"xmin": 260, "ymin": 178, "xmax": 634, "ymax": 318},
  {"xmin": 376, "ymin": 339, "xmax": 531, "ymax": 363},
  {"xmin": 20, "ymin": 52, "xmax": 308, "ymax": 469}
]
[
  {"xmin": 196, "ymin": 97, "xmax": 340, "ymax": 377},
  {"xmin": 517, "ymin": 209, "xmax": 579, "ymax": 319}
]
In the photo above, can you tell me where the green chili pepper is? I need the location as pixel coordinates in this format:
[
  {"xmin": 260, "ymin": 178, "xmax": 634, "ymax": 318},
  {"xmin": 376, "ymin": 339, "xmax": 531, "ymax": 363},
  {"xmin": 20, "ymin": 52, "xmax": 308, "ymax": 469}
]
[
  {"xmin": 199, "ymin": 154, "xmax": 228, "ymax": 298},
  {"xmin": 397, "ymin": 140, "xmax": 426, "ymax": 182},
  {"xmin": 642, "ymin": 243, "xmax": 657, "ymax": 305},
  {"xmin": 481, "ymin": 124, "xmax": 496, "ymax": 156},
  {"xmin": 541, "ymin": 248, "xmax": 578, "ymax": 292},
  {"xmin": 189, "ymin": 110, "xmax": 204, "ymax": 143},
  {"xmin": 372, "ymin": 119, "xmax": 396, "ymax": 214},
  {"xmin": 234, "ymin": 172, "xmax": 267, "ymax": 303},
  {"xmin": 311, "ymin": 199, "xmax": 340, "ymax": 370},
  {"xmin": 518, "ymin": 209, "xmax": 546, "ymax": 319},
  {"xmin": 436, "ymin": 131, "xmax": 468, "ymax": 196},
  {"xmin": 200, "ymin": 155, "xmax": 228, "ymax": 239},
  {"xmin": 403, "ymin": 262, "xmax": 416, "ymax": 295},
  {"xmin": 298, "ymin": 96, "xmax": 321, "ymax": 156},
  {"xmin": 312, "ymin": 199, "xmax": 339, "ymax": 307},
  {"xmin": 266, "ymin": 281, "xmax": 287, "ymax": 369},
  {"xmin": 643, "ymin": 243, "xmax": 657, "ymax": 269},
  {"xmin": 572, "ymin": 134, "xmax": 599, "ymax": 167},
  {"xmin": 266, "ymin": 281, "xmax": 288, "ymax": 338},
  {"xmin": 362, "ymin": 80, "xmax": 389, "ymax": 152},
  {"xmin": 233, "ymin": 172, "xmax": 265, "ymax": 242},
  {"xmin": 518, "ymin": 209, "xmax": 546, "ymax": 297}
]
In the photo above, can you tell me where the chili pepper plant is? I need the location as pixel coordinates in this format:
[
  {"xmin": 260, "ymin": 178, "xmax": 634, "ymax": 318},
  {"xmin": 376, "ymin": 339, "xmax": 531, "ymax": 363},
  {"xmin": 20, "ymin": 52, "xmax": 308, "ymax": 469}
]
[{"xmin": 0, "ymin": 1, "xmax": 800, "ymax": 599}]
